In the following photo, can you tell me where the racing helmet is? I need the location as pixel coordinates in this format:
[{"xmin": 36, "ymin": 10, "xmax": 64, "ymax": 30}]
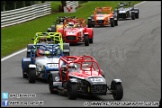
[
  {"xmin": 68, "ymin": 63, "xmax": 77, "ymax": 69},
  {"xmin": 97, "ymin": 7, "xmax": 102, "ymax": 13},
  {"xmin": 39, "ymin": 37, "xmax": 47, "ymax": 43},
  {"xmin": 36, "ymin": 49, "xmax": 45, "ymax": 57},
  {"xmin": 68, "ymin": 22, "xmax": 74, "ymax": 27}
]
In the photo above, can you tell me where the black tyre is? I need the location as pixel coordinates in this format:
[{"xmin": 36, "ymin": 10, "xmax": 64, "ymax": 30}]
[
  {"xmin": 135, "ymin": 12, "xmax": 139, "ymax": 19},
  {"xmin": 117, "ymin": 10, "xmax": 119, "ymax": 20},
  {"xmin": 26, "ymin": 52, "xmax": 30, "ymax": 58},
  {"xmin": 63, "ymin": 43, "xmax": 70, "ymax": 56},
  {"xmin": 114, "ymin": 20, "xmax": 118, "ymax": 26},
  {"xmin": 131, "ymin": 12, "xmax": 135, "ymax": 20},
  {"xmin": 84, "ymin": 36, "xmax": 89, "ymax": 46},
  {"xmin": 51, "ymin": 25, "xmax": 56, "ymax": 32},
  {"xmin": 90, "ymin": 16, "xmax": 94, "ymax": 27},
  {"xmin": 26, "ymin": 44, "xmax": 33, "ymax": 57},
  {"xmin": 28, "ymin": 68, "xmax": 36, "ymax": 83},
  {"xmin": 49, "ymin": 75, "xmax": 58, "ymax": 94},
  {"xmin": 89, "ymin": 37, "xmax": 93, "ymax": 44},
  {"xmin": 23, "ymin": 71, "xmax": 28, "ymax": 78},
  {"xmin": 111, "ymin": 81, "xmax": 123, "ymax": 100},
  {"xmin": 110, "ymin": 18, "xmax": 115, "ymax": 27},
  {"xmin": 88, "ymin": 19, "xmax": 92, "ymax": 28},
  {"xmin": 67, "ymin": 84, "xmax": 78, "ymax": 100}
]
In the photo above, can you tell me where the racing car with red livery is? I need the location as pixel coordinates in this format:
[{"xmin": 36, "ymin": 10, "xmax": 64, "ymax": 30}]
[
  {"xmin": 48, "ymin": 55, "xmax": 123, "ymax": 100},
  {"xmin": 57, "ymin": 18, "xmax": 94, "ymax": 46}
]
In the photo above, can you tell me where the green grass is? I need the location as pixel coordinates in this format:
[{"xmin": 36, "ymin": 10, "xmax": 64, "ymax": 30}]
[{"xmin": 1, "ymin": 1, "xmax": 141, "ymax": 58}]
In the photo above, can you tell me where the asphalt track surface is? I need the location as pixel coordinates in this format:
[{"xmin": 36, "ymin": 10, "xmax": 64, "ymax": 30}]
[{"xmin": 1, "ymin": 1, "xmax": 161, "ymax": 107}]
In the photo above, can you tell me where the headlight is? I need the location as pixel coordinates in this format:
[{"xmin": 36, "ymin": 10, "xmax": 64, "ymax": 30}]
[
  {"xmin": 89, "ymin": 77, "xmax": 105, "ymax": 82},
  {"xmin": 47, "ymin": 64, "xmax": 58, "ymax": 68}
]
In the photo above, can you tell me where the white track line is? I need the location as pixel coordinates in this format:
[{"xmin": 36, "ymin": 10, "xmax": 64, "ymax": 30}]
[
  {"xmin": 134, "ymin": 1, "xmax": 146, "ymax": 6},
  {"xmin": 1, "ymin": 1, "xmax": 147, "ymax": 62},
  {"xmin": 1, "ymin": 48, "xmax": 27, "ymax": 62}
]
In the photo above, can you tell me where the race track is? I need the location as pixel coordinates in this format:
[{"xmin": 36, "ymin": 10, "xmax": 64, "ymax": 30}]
[{"xmin": 1, "ymin": 1, "xmax": 161, "ymax": 107}]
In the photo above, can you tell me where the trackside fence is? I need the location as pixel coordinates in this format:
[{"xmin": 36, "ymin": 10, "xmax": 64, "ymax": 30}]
[{"xmin": 1, "ymin": 2, "xmax": 51, "ymax": 28}]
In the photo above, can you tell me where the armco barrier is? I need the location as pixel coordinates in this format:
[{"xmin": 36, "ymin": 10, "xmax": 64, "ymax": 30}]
[
  {"xmin": 1, "ymin": 2, "xmax": 51, "ymax": 28},
  {"xmin": 66, "ymin": 1, "xmax": 78, "ymax": 8}
]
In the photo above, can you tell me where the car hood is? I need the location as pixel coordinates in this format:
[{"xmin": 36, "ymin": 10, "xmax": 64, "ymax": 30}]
[
  {"xmin": 65, "ymin": 28, "xmax": 80, "ymax": 36},
  {"xmin": 118, "ymin": 7, "xmax": 132, "ymax": 13},
  {"xmin": 95, "ymin": 14, "xmax": 111, "ymax": 20},
  {"xmin": 35, "ymin": 56, "xmax": 60, "ymax": 65}
]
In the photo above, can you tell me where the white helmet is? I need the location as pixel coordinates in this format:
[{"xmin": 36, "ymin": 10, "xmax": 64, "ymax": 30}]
[{"xmin": 68, "ymin": 22, "xmax": 74, "ymax": 27}]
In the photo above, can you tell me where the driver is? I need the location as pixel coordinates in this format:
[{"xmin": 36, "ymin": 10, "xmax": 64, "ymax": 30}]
[
  {"xmin": 68, "ymin": 63, "xmax": 77, "ymax": 72},
  {"xmin": 36, "ymin": 49, "xmax": 50, "ymax": 57},
  {"xmin": 67, "ymin": 22, "xmax": 74, "ymax": 28},
  {"xmin": 39, "ymin": 37, "xmax": 47, "ymax": 43},
  {"xmin": 97, "ymin": 7, "xmax": 102, "ymax": 14},
  {"xmin": 36, "ymin": 49, "xmax": 45, "ymax": 57}
]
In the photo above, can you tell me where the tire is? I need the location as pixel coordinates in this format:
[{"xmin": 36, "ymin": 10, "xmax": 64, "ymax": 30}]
[
  {"xmin": 84, "ymin": 36, "xmax": 89, "ymax": 46},
  {"xmin": 89, "ymin": 37, "xmax": 93, "ymax": 44},
  {"xmin": 135, "ymin": 12, "xmax": 139, "ymax": 19},
  {"xmin": 27, "ymin": 44, "xmax": 33, "ymax": 57},
  {"xmin": 110, "ymin": 18, "xmax": 115, "ymax": 27},
  {"xmin": 28, "ymin": 68, "xmax": 36, "ymax": 83},
  {"xmin": 67, "ymin": 83, "xmax": 78, "ymax": 100},
  {"xmin": 114, "ymin": 20, "xmax": 118, "ymax": 26},
  {"xmin": 51, "ymin": 26, "xmax": 56, "ymax": 32},
  {"xmin": 88, "ymin": 19, "xmax": 92, "ymax": 28},
  {"xmin": 23, "ymin": 71, "xmax": 28, "ymax": 78},
  {"xmin": 49, "ymin": 75, "xmax": 58, "ymax": 94},
  {"xmin": 131, "ymin": 12, "xmax": 135, "ymax": 20},
  {"xmin": 63, "ymin": 43, "xmax": 70, "ymax": 56},
  {"xmin": 111, "ymin": 81, "xmax": 123, "ymax": 100},
  {"xmin": 116, "ymin": 10, "xmax": 119, "ymax": 20},
  {"xmin": 26, "ymin": 52, "xmax": 30, "ymax": 58}
]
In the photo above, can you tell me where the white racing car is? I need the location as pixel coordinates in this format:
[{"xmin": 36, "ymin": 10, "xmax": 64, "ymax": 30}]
[{"xmin": 114, "ymin": 2, "xmax": 139, "ymax": 20}]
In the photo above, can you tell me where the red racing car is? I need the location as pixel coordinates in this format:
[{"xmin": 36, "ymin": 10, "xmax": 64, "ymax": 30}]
[
  {"xmin": 57, "ymin": 18, "xmax": 94, "ymax": 46},
  {"xmin": 48, "ymin": 55, "xmax": 123, "ymax": 100}
]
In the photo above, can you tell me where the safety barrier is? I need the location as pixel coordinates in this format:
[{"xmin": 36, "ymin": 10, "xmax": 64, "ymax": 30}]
[
  {"xmin": 66, "ymin": 1, "xmax": 78, "ymax": 8},
  {"xmin": 1, "ymin": 2, "xmax": 51, "ymax": 28}
]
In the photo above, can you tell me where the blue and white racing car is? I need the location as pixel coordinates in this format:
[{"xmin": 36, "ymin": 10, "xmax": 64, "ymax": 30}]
[{"xmin": 22, "ymin": 44, "xmax": 65, "ymax": 83}]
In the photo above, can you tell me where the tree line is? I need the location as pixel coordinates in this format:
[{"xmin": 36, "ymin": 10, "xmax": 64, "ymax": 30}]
[{"xmin": 1, "ymin": 1, "xmax": 45, "ymax": 11}]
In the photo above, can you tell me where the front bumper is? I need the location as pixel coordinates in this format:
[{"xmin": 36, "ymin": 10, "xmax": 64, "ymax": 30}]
[
  {"xmin": 118, "ymin": 13, "xmax": 127, "ymax": 18},
  {"xmin": 90, "ymin": 84, "xmax": 107, "ymax": 95},
  {"xmin": 64, "ymin": 36, "xmax": 79, "ymax": 43}
]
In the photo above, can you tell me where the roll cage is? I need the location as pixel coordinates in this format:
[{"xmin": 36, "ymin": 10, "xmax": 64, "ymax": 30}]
[
  {"xmin": 33, "ymin": 32, "xmax": 63, "ymax": 50},
  {"xmin": 94, "ymin": 7, "xmax": 113, "ymax": 14},
  {"xmin": 58, "ymin": 55, "xmax": 102, "ymax": 81},
  {"xmin": 63, "ymin": 18, "xmax": 87, "ymax": 29}
]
